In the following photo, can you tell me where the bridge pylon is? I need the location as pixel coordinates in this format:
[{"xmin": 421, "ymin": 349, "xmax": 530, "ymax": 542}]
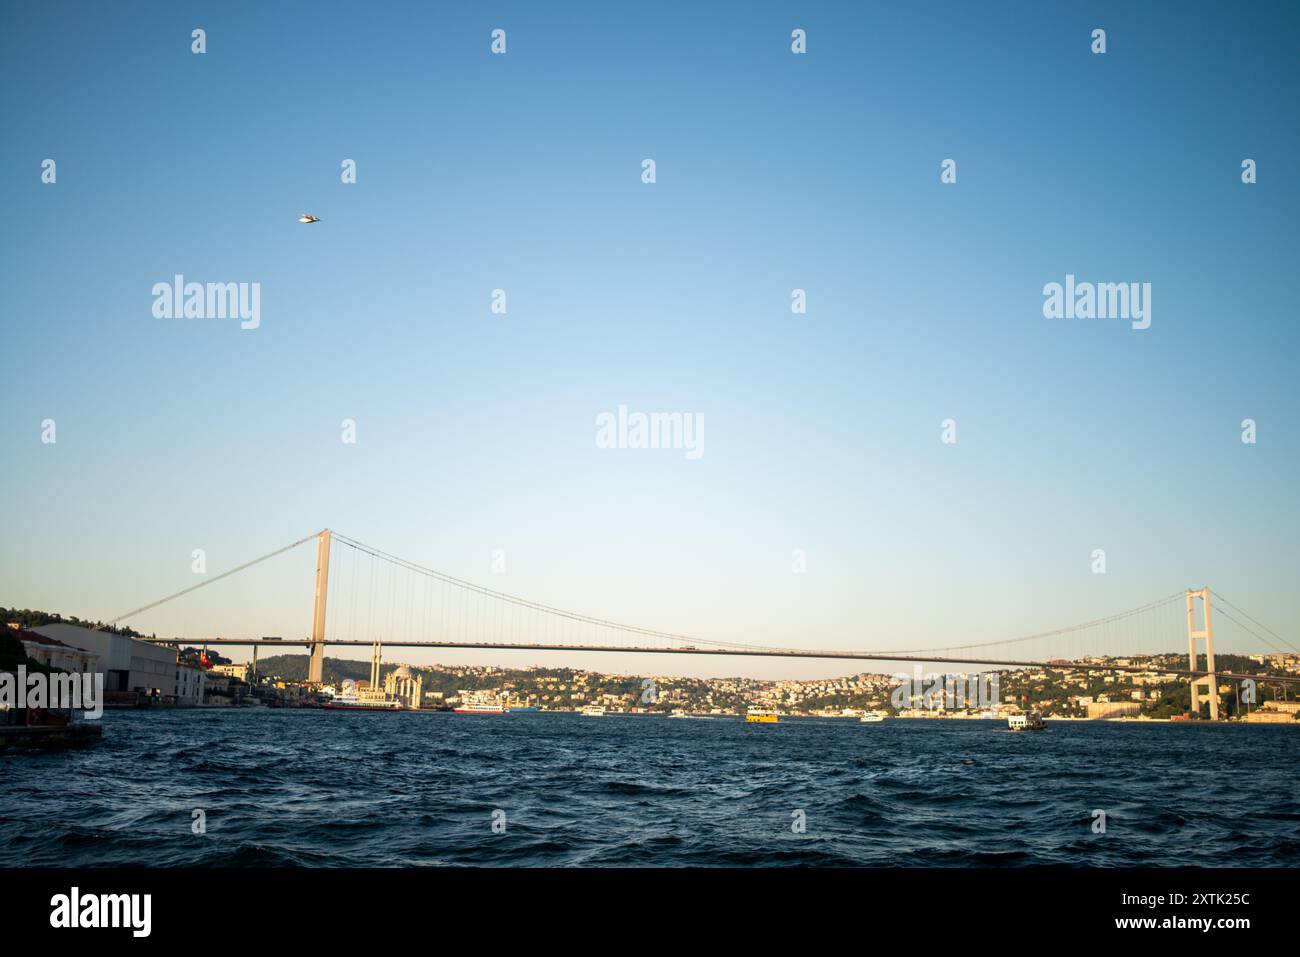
[
  {"xmin": 308, "ymin": 529, "xmax": 331, "ymax": 684},
  {"xmin": 1185, "ymin": 587, "xmax": 1219, "ymax": 720}
]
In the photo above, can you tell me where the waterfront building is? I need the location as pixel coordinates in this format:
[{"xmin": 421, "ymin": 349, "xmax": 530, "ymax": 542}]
[
  {"xmin": 13, "ymin": 627, "xmax": 100, "ymax": 674},
  {"xmin": 34, "ymin": 623, "xmax": 176, "ymax": 699},
  {"xmin": 1086, "ymin": 701, "xmax": 1142, "ymax": 719},
  {"xmin": 174, "ymin": 663, "xmax": 207, "ymax": 706},
  {"xmin": 384, "ymin": 665, "xmax": 424, "ymax": 709},
  {"xmin": 212, "ymin": 662, "xmax": 250, "ymax": 682},
  {"xmin": 202, "ymin": 674, "xmax": 235, "ymax": 705}
]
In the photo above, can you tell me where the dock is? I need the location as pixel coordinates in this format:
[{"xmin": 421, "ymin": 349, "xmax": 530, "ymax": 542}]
[{"xmin": 0, "ymin": 722, "xmax": 103, "ymax": 751}]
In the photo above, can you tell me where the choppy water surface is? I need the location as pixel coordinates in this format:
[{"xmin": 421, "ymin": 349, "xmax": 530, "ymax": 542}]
[{"xmin": 2, "ymin": 711, "xmax": 1296, "ymax": 866}]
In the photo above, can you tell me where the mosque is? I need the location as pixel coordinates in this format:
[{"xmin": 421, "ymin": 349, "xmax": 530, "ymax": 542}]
[{"xmin": 382, "ymin": 662, "xmax": 424, "ymax": 710}]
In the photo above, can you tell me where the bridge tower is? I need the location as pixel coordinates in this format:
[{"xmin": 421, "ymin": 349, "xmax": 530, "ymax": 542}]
[
  {"xmin": 1185, "ymin": 587, "xmax": 1219, "ymax": 720},
  {"xmin": 308, "ymin": 529, "xmax": 331, "ymax": 684}
]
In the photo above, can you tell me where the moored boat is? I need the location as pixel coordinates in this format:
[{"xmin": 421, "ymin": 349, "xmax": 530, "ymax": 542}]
[{"xmin": 580, "ymin": 705, "xmax": 606, "ymax": 717}]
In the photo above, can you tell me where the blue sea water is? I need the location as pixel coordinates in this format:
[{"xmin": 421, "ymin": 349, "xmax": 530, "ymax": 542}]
[{"xmin": 2, "ymin": 711, "xmax": 1296, "ymax": 867}]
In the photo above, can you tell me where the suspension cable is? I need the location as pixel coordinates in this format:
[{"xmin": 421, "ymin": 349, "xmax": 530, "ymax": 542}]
[
  {"xmin": 1211, "ymin": 591, "xmax": 1299, "ymax": 653},
  {"xmin": 108, "ymin": 532, "xmax": 320, "ymax": 625},
  {"xmin": 330, "ymin": 532, "xmax": 765, "ymax": 650},
  {"xmin": 872, "ymin": 591, "xmax": 1186, "ymax": 655},
  {"xmin": 1211, "ymin": 602, "xmax": 1292, "ymax": 655}
]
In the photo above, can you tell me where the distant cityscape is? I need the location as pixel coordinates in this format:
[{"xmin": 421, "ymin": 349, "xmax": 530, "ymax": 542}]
[
  {"xmin": 6, "ymin": 607, "xmax": 1298, "ymax": 724},
  {"xmin": 254, "ymin": 651, "xmax": 1300, "ymax": 722}
]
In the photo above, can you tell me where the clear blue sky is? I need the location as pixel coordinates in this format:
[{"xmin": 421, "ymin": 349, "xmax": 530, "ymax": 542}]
[{"xmin": 2, "ymin": 1, "xmax": 1296, "ymax": 678}]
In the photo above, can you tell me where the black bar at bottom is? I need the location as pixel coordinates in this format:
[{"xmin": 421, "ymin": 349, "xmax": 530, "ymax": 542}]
[{"xmin": 8, "ymin": 867, "xmax": 1281, "ymax": 941}]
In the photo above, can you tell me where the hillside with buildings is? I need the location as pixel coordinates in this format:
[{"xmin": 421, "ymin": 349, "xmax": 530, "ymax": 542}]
[
  {"xmin": 5, "ymin": 607, "xmax": 1296, "ymax": 721},
  {"xmin": 242, "ymin": 651, "xmax": 1300, "ymax": 720}
]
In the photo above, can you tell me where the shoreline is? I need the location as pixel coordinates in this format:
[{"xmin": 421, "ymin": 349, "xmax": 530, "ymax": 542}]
[{"xmin": 101, "ymin": 707, "xmax": 1296, "ymax": 726}]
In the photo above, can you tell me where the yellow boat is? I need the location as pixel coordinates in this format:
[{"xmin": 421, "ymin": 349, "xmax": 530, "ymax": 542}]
[{"xmin": 745, "ymin": 709, "xmax": 778, "ymax": 723}]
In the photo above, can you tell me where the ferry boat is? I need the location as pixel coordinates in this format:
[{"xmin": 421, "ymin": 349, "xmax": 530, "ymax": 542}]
[
  {"xmin": 323, "ymin": 695, "xmax": 402, "ymax": 712},
  {"xmin": 859, "ymin": 710, "xmax": 888, "ymax": 723},
  {"xmin": 1007, "ymin": 712, "xmax": 1045, "ymax": 731},
  {"xmin": 454, "ymin": 702, "xmax": 507, "ymax": 714},
  {"xmin": 580, "ymin": 705, "xmax": 606, "ymax": 717},
  {"xmin": 745, "ymin": 709, "xmax": 778, "ymax": 723},
  {"xmin": 669, "ymin": 709, "xmax": 714, "ymax": 720}
]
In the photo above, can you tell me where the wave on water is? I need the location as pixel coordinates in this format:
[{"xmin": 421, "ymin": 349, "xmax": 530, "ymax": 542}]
[{"xmin": 2, "ymin": 711, "xmax": 1296, "ymax": 867}]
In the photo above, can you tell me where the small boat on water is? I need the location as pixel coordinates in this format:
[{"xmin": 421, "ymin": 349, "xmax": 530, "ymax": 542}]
[
  {"xmin": 859, "ymin": 710, "xmax": 888, "ymax": 723},
  {"xmin": 1007, "ymin": 712, "xmax": 1045, "ymax": 731},
  {"xmin": 580, "ymin": 705, "xmax": 606, "ymax": 717},
  {"xmin": 745, "ymin": 709, "xmax": 778, "ymax": 724},
  {"xmin": 669, "ymin": 709, "xmax": 714, "ymax": 719}
]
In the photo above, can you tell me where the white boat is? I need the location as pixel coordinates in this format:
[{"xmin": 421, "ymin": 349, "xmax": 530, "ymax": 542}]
[
  {"xmin": 859, "ymin": 710, "xmax": 887, "ymax": 723},
  {"xmin": 669, "ymin": 709, "xmax": 714, "ymax": 720},
  {"xmin": 323, "ymin": 693, "xmax": 402, "ymax": 712},
  {"xmin": 455, "ymin": 702, "xmax": 506, "ymax": 714},
  {"xmin": 580, "ymin": 705, "xmax": 606, "ymax": 717},
  {"xmin": 1007, "ymin": 712, "xmax": 1045, "ymax": 731}
]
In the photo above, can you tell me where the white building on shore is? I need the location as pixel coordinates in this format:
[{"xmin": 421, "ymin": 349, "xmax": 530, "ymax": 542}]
[
  {"xmin": 10, "ymin": 625, "xmax": 101, "ymax": 674},
  {"xmin": 33, "ymin": 623, "xmax": 177, "ymax": 700},
  {"xmin": 174, "ymin": 662, "xmax": 207, "ymax": 705},
  {"xmin": 383, "ymin": 664, "xmax": 423, "ymax": 709}
]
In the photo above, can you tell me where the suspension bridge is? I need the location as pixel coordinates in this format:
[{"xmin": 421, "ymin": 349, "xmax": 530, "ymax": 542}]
[{"xmin": 110, "ymin": 530, "xmax": 1300, "ymax": 714}]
